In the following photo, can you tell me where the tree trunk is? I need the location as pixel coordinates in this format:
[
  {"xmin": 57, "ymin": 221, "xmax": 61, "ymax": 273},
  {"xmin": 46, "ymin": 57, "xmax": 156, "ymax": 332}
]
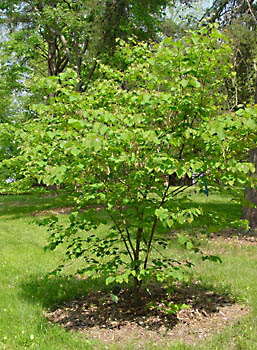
[
  {"xmin": 242, "ymin": 148, "xmax": 257, "ymax": 229},
  {"xmin": 242, "ymin": 59, "xmax": 257, "ymax": 229},
  {"xmin": 48, "ymin": 37, "xmax": 57, "ymax": 76},
  {"xmin": 133, "ymin": 277, "xmax": 142, "ymax": 306},
  {"xmin": 254, "ymin": 59, "xmax": 257, "ymax": 105}
]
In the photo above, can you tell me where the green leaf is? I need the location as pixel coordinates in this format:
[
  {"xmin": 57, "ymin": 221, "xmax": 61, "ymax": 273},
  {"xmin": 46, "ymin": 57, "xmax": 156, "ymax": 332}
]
[
  {"xmin": 92, "ymin": 138, "xmax": 102, "ymax": 152},
  {"xmin": 167, "ymin": 219, "xmax": 174, "ymax": 228},
  {"xmin": 217, "ymin": 128, "xmax": 225, "ymax": 140},
  {"xmin": 68, "ymin": 119, "xmax": 85, "ymax": 131},
  {"xmin": 155, "ymin": 208, "xmax": 169, "ymax": 222},
  {"xmin": 110, "ymin": 294, "xmax": 119, "ymax": 303},
  {"xmin": 191, "ymin": 79, "xmax": 201, "ymax": 88},
  {"xmin": 181, "ymin": 79, "xmax": 189, "ymax": 88},
  {"xmin": 106, "ymin": 276, "xmax": 115, "ymax": 285},
  {"xmin": 186, "ymin": 241, "xmax": 193, "ymax": 250},
  {"xmin": 70, "ymin": 145, "xmax": 80, "ymax": 156},
  {"xmin": 177, "ymin": 233, "xmax": 187, "ymax": 246},
  {"xmin": 116, "ymin": 275, "xmax": 124, "ymax": 284}
]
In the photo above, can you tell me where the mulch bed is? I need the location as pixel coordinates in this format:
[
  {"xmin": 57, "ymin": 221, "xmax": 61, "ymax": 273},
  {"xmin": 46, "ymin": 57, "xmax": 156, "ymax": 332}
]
[{"xmin": 45, "ymin": 282, "xmax": 249, "ymax": 347}]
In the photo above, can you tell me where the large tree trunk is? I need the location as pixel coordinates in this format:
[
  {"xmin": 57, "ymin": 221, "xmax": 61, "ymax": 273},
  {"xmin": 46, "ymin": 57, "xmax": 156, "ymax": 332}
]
[
  {"xmin": 242, "ymin": 148, "xmax": 257, "ymax": 229},
  {"xmin": 243, "ymin": 59, "xmax": 257, "ymax": 229}
]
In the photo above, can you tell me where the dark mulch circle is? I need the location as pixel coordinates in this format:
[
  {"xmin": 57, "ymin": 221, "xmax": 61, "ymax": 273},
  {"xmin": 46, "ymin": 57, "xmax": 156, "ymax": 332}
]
[{"xmin": 45, "ymin": 283, "xmax": 249, "ymax": 347}]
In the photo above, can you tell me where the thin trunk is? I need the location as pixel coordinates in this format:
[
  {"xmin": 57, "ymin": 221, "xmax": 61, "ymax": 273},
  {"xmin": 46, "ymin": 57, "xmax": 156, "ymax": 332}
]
[
  {"xmin": 82, "ymin": 60, "xmax": 97, "ymax": 92},
  {"xmin": 133, "ymin": 276, "xmax": 142, "ymax": 305}
]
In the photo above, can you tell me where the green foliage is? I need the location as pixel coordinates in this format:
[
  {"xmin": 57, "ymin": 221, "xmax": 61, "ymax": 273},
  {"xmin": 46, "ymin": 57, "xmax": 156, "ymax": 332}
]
[
  {"xmin": 0, "ymin": 43, "xmax": 26, "ymax": 122},
  {"xmin": 0, "ymin": 0, "xmax": 171, "ymax": 93},
  {"xmin": 15, "ymin": 26, "xmax": 257, "ymax": 297},
  {"xmin": 200, "ymin": 1, "xmax": 257, "ymax": 107},
  {"xmin": 223, "ymin": 15, "xmax": 257, "ymax": 107}
]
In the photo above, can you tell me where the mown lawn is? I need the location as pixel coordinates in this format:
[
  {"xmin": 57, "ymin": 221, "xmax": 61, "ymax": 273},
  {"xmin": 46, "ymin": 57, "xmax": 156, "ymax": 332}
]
[{"xmin": 0, "ymin": 192, "xmax": 256, "ymax": 350}]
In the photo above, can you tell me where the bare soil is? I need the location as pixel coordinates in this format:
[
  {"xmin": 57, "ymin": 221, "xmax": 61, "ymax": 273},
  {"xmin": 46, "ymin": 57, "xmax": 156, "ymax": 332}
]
[
  {"xmin": 45, "ymin": 282, "xmax": 249, "ymax": 347},
  {"xmin": 32, "ymin": 204, "xmax": 104, "ymax": 216},
  {"xmin": 32, "ymin": 206, "xmax": 74, "ymax": 216},
  {"xmin": 210, "ymin": 227, "xmax": 257, "ymax": 240}
]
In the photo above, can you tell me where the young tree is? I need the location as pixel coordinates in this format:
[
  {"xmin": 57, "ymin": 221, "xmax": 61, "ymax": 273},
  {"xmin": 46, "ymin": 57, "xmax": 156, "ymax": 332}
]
[{"xmin": 20, "ymin": 27, "xmax": 256, "ymax": 300}]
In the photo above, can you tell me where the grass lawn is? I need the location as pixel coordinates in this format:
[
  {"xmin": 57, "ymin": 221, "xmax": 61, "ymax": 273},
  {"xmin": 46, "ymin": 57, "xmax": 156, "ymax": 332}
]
[{"xmin": 0, "ymin": 192, "xmax": 256, "ymax": 350}]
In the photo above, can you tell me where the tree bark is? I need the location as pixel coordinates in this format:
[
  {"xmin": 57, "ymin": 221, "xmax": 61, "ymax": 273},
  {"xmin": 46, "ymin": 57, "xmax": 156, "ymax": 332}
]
[
  {"xmin": 242, "ymin": 59, "xmax": 257, "ymax": 229},
  {"xmin": 242, "ymin": 148, "xmax": 257, "ymax": 229},
  {"xmin": 254, "ymin": 59, "xmax": 257, "ymax": 105},
  {"xmin": 48, "ymin": 37, "xmax": 57, "ymax": 76},
  {"xmin": 133, "ymin": 277, "xmax": 142, "ymax": 306}
]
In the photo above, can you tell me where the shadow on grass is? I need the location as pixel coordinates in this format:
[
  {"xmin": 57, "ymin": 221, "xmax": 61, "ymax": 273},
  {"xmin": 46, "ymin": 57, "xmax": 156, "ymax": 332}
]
[
  {"xmin": 0, "ymin": 193, "xmax": 75, "ymax": 219},
  {"xmin": 170, "ymin": 196, "xmax": 257, "ymax": 238},
  {"xmin": 18, "ymin": 274, "xmax": 106, "ymax": 310},
  {"xmin": 195, "ymin": 201, "xmax": 241, "ymax": 220},
  {"xmin": 192, "ymin": 200, "xmax": 257, "ymax": 238},
  {"xmin": 187, "ymin": 196, "xmax": 241, "ymax": 225}
]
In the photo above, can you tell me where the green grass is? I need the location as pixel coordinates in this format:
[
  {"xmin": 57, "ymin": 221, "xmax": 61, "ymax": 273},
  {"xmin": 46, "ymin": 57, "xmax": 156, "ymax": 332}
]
[
  {"xmin": 0, "ymin": 194, "xmax": 94, "ymax": 350},
  {"xmin": 0, "ymin": 192, "xmax": 75, "ymax": 219},
  {"xmin": 193, "ymin": 246, "xmax": 257, "ymax": 350},
  {"xmin": 0, "ymin": 192, "xmax": 257, "ymax": 349}
]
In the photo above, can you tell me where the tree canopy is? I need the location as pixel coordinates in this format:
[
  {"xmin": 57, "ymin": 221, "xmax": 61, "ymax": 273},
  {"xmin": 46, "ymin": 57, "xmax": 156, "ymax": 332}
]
[{"xmin": 18, "ymin": 26, "xmax": 256, "ymax": 295}]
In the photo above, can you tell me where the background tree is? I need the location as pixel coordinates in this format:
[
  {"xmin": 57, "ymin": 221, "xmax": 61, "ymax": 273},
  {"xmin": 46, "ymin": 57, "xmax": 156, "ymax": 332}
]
[
  {"xmin": 201, "ymin": 0, "xmax": 257, "ymax": 229},
  {"xmin": 243, "ymin": 148, "xmax": 257, "ymax": 227},
  {"xmin": 0, "ymin": 0, "xmax": 171, "ymax": 91}
]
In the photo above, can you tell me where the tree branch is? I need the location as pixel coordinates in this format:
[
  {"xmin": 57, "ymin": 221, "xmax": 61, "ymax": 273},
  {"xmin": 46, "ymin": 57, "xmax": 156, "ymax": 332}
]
[
  {"xmin": 246, "ymin": 0, "xmax": 257, "ymax": 22},
  {"xmin": 144, "ymin": 181, "xmax": 171, "ymax": 269},
  {"xmin": 108, "ymin": 211, "xmax": 134, "ymax": 262},
  {"xmin": 82, "ymin": 59, "xmax": 98, "ymax": 91}
]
